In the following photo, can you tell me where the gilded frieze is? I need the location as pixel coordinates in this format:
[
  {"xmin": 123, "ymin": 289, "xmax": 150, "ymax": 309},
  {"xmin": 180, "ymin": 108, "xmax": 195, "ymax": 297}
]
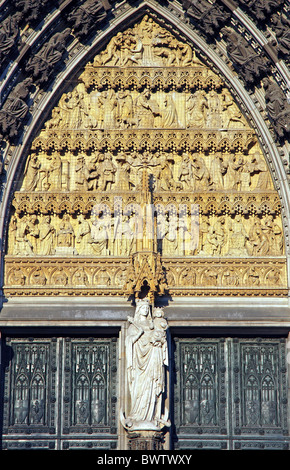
[
  {"xmin": 4, "ymin": 15, "xmax": 287, "ymax": 297},
  {"xmin": 4, "ymin": 257, "xmax": 287, "ymax": 297}
]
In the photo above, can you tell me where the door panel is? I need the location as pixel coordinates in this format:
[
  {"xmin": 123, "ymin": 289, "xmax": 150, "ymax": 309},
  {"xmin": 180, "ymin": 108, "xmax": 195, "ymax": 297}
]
[
  {"xmin": 173, "ymin": 337, "xmax": 288, "ymax": 450},
  {"xmin": 1, "ymin": 336, "xmax": 118, "ymax": 450},
  {"xmin": 174, "ymin": 338, "xmax": 227, "ymax": 436},
  {"xmin": 231, "ymin": 339, "xmax": 288, "ymax": 440},
  {"xmin": 1, "ymin": 334, "xmax": 288, "ymax": 450},
  {"xmin": 61, "ymin": 337, "xmax": 118, "ymax": 442}
]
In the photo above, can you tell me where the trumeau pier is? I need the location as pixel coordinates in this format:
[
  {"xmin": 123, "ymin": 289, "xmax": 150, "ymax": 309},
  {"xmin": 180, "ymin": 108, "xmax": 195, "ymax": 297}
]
[{"xmin": 0, "ymin": 0, "xmax": 290, "ymax": 451}]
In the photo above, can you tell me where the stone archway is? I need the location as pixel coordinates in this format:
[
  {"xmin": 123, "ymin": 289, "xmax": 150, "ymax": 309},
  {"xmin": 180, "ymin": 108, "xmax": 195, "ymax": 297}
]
[
  {"xmin": 0, "ymin": 0, "xmax": 290, "ymax": 451},
  {"xmin": 1, "ymin": 1, "xmax": 289, "ymax": 294}
]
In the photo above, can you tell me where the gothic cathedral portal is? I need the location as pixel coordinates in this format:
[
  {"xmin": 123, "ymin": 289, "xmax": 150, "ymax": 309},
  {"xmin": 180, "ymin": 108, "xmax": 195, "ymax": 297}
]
[{"xmin": 0, "ymin": 1, "xmax": 290, "ymax": 451}]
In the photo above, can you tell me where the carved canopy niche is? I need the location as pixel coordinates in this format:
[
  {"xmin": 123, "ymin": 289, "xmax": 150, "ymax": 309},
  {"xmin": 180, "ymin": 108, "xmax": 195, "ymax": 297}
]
[{"xmin": 4, "ymin": 15, "xmax": 287, "ymax": 298}]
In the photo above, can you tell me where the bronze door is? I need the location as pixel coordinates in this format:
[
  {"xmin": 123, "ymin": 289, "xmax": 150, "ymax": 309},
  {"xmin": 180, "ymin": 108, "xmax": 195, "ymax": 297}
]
[
  {"xmin": 1, "ymin": 336, "xmax": 118, "ymax": 450},
  {"xmin": 173, "ymin": 337, "xmax": 288, "ymax": 450}
]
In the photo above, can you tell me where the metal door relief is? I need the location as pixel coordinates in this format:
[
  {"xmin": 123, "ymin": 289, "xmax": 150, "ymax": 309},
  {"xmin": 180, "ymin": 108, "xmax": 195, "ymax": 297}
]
[
  {"xmin": 232, "ymin": 338, "xmax": 288, "ymax": 449},
  {"xmin": 1, "ymin": 336, "xmax": 118, "ymax": 450},
  {"xmin": 62, "ymin": 337, "xmax": 118, "ymax": 449},
  {"xmin": 174, "ymin": 337, "xmax": 288, "ymax": 450},
  {"xmin": 173, "ymin": 338, "xmax": 228, "ymax": 450}
]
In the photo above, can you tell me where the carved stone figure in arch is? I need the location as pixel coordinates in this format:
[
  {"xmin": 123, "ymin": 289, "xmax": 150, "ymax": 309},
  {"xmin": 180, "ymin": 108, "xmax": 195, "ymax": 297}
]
[
  {"xmin": 46, "ymin": 154, "xmax": 62, "ymax": 191},
  {"xmin": 210, "ymin": 153, "xmax": 227, "ymax": 190},
  {"xmin": 262, "ymin": 215, "xmax": 283, "ymax": 256},
  {"xmin": 75, "ymin": 214, "xmax": 91, "ymax": 256},
  {"xmin": 223, "ymin": 154, "xmax": 245, "ymax": 191},
  {"xmin": 265, "ymin": 268, "xmax": 282, "ymax": 286},
  {"xmin": 135, "ymin": 88, "xmax": 161, "ymax": 128},
  {"xmin": 161, "ymin": 95, "xmax": 179, "ymax": 128},
  {"xmin": 38, "ymin": 215, "xmax": 55, "ymax": 256},
  {"xmin": 248, "ymin": 153, "xmax": 272, "ymax": 190},
  {"xmin": 52, "ymin": 268, "xmax": 68, "ymax": 286},
  {"xmin": 180, "ymin": 267, "xmax": 196, "ymax": 286},
  {"xmin": 67, "ymin": 0, "xmax": 107, "ymax": 40},
  {"xmin": 0, "ymin": 77, "xmax": 33, "ymax": 140},
  {"xmin": 202, "ymin": 217, "xmax": 226, "ymax": 256},
  {"xmin": 182, "ymin": 0, "xmax": 230, "ymax": 37},
  {"xmin": 25, "ymin": 29, "xmax": 71, "ymax": 85},
  {"xmin": 177, "ymin": 155, "xmax": 189, "ymax": 190},
  {"xmin": 122, "ymin": 299, "xmax": 170, "ymax": 431},
  {"xmin": 94, "ymin": 32, "xmax": 123, "ymax": 66},
  {"xmin": 270, "ymin": 14, "xmax": 290, "ymax": 60},
  {"xmin": 0, "ymin": 13, "xmax": 22, "ymax": 65},
  {"xmin": 26, "ymin": 214, "xmax": 39, "ymax": 254},
  {"xmin": 2, "ymin": 12, "xmax": 287, "ymax": 300},
  {"xmin": 221, "ymin": 27, "xmax": 270, "ymax": 85},
  {"xmin": 95, "ymin": 268, "xmax": 111, "ymax": 287},
  {"xmin": 90, "ymin": 213, "xmax": 110, "ymax": 256},
  {"xmin": 222, "ymin": 268, "xmax": 240, "ymax": 287},
  {"xmin": 157, "ymin": 154, "xmax": 178, "ymax": 191},
  {"xmin": 187, "ymin": 90, "xmax": 208, "ymax": 128},
  {"xmin": 97, "ymin": 152, "xmax": 117, "ymax": 191},
  {"xmin": 117, "ymin": 90, "xmax": 135, "ymax": 129},
  {"xmin": 22, "ymin": 154, "xmax": 41, "ymax": 191},
  {"xmin": 73, "ymin": 268, "xmax": 89, "ymax": 287},
  {"xmin": 74, "ymin": 155, "xmax": 90, "ymax": 191},
  {"xmin": 262, "ymin": 78, "xmax": 290, "ymax": 140},
  {"xmin": 201, "ymin": 268, "xmax": 218, "ymax": 286},
  {"xmin": 14, "ymin": 216, "xmax": 34, "ymax": 256},
  {"xmin": 9, "ymin": 267, "xmax": 26, "ymax": 286},
  {"xmin": 221, "ymin": 89, "xmax": 246, "ymax": 129},
  {"xmin": 30, "ymin": 268, "xmax": 47, "ymax": 286},
  {"xmin": 207, "ymin": 90, "xmax": 221, "ymax": 128},
  {"xmin": 57, "ymin": 215, "xmax": 75, "ymax": 249},
  {"xmin": 226, "ymin": 215, "xmax": 249, "ymax": 257},
  {"xmin": 245, "ymin": 267, "xmax": 260, "ymax": 287}
]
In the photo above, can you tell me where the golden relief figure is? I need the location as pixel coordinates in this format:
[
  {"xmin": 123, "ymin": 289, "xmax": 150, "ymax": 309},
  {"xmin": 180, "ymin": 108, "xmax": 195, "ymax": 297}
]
[{"xmin": 4, "ymin": 15, "xmax": 287, "ymax": 297}]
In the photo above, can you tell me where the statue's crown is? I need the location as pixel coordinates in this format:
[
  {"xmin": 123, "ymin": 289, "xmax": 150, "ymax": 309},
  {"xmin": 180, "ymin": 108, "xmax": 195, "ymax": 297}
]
[{"xmin": 136, "ymin": 297, "xmax": 150, "ymax": 305}]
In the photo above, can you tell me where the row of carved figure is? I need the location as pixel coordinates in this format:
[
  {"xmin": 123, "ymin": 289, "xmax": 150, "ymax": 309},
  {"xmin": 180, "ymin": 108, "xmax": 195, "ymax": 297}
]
[
  {"xmin": 45, "ymin": 85, "xmax": 246, "ymax": 131},
  {"xmin": 0, "ymin": 0, "xmax": 108, "ymax": 70},
  {"xmin": 1, "ymin": 2, "xmax": 288, "ymax": 73},
  {"xmin": 93, "ymin": 15, "xmax": 202, "ymax": 68},
  {"xmin": 6, "ymin": 262, "xmax": 285, "ymax": 289},
  {"xmin": 0, "ymin": 0, "xmax": 107, "ymax": 142},
  {"xmin": 0, "ymin": 13, "xmax": 290, "ymax": 143},
  {"xmin": 21, "ymin": 150, "xmax": 272, "ymax": 193},
  {"xmin": 182, "ymin": 1, "xmax": 289, "ymax": 61},
  {"xmin": 8, "ymin": 212, "xmax": 283, "ymax": 257},
  {"xmin": 1, "ymin": 71, "xmax": 288, "ymax": 145}
]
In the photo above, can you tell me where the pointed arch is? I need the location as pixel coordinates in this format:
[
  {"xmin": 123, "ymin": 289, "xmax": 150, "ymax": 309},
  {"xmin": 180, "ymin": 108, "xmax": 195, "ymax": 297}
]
[{"xmin": 0, "ymin": 1, "xmax": 289, "ymax": 306}]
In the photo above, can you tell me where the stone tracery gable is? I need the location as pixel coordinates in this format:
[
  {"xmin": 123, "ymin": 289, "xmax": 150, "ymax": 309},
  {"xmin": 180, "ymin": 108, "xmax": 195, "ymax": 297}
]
[{"xmin": 4, "ymin": 15, "xmax": 287, "ymax": 297}]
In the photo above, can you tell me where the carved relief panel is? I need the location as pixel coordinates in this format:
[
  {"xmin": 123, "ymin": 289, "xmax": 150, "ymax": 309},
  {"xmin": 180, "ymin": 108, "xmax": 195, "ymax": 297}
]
[{"xmin": 4, "ymin": 15, "xmax": 287, "ymax": 297}]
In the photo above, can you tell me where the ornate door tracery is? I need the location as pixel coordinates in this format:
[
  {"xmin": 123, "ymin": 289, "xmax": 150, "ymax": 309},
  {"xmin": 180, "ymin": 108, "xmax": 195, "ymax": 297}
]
[
  {"xmin": 1, "ymin": 336, "xmax": 118, "ymax": 450},
  {"xmin": 174, "ymin": 337, "xmax": 288, "ymax": 450},
  {"xmin": 2, "ymin": 334, "xmax": 288, "ymax": 450}
]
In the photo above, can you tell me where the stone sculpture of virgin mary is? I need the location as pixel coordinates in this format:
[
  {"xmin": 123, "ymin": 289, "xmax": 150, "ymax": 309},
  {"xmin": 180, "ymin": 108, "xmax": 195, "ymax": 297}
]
[{"xmin": 121, "ymin": 298, "xmax": 170, "ymax": 431}]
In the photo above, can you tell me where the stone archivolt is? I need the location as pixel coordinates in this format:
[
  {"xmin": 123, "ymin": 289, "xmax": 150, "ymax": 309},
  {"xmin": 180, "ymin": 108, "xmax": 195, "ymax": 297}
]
[{"xmin": 4, "ymin": 16, "xmax": 287, "ymax": 298}]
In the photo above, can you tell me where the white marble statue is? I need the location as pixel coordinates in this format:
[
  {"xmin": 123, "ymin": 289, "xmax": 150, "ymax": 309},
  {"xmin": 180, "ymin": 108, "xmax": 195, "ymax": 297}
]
[{"xmin": 121, "ymin": 299, "xmax": 170, "ymax": 431}]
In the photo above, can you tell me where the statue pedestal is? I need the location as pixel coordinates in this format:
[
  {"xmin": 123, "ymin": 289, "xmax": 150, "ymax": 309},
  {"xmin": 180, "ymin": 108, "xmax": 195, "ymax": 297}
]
[{"xmin": 127, "ymin": 431, "xmax": 164, "ymax": 451}]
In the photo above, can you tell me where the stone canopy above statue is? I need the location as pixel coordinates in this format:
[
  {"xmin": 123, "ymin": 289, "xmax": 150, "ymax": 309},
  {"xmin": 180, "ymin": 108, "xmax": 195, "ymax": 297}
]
[{"xmin": 4, "ymin": 15, "xmax": 287, "ymax": 298}]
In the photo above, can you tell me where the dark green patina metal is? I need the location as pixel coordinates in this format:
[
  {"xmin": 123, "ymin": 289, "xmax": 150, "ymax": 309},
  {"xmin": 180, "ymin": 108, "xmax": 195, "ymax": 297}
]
[
  {"xmin": 1, "ymin": 336, "xmax": 118, "ymax": 450},
  {"xmin": 173, "ymin": 337, "xmax": 288, "ymax": 450}
]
